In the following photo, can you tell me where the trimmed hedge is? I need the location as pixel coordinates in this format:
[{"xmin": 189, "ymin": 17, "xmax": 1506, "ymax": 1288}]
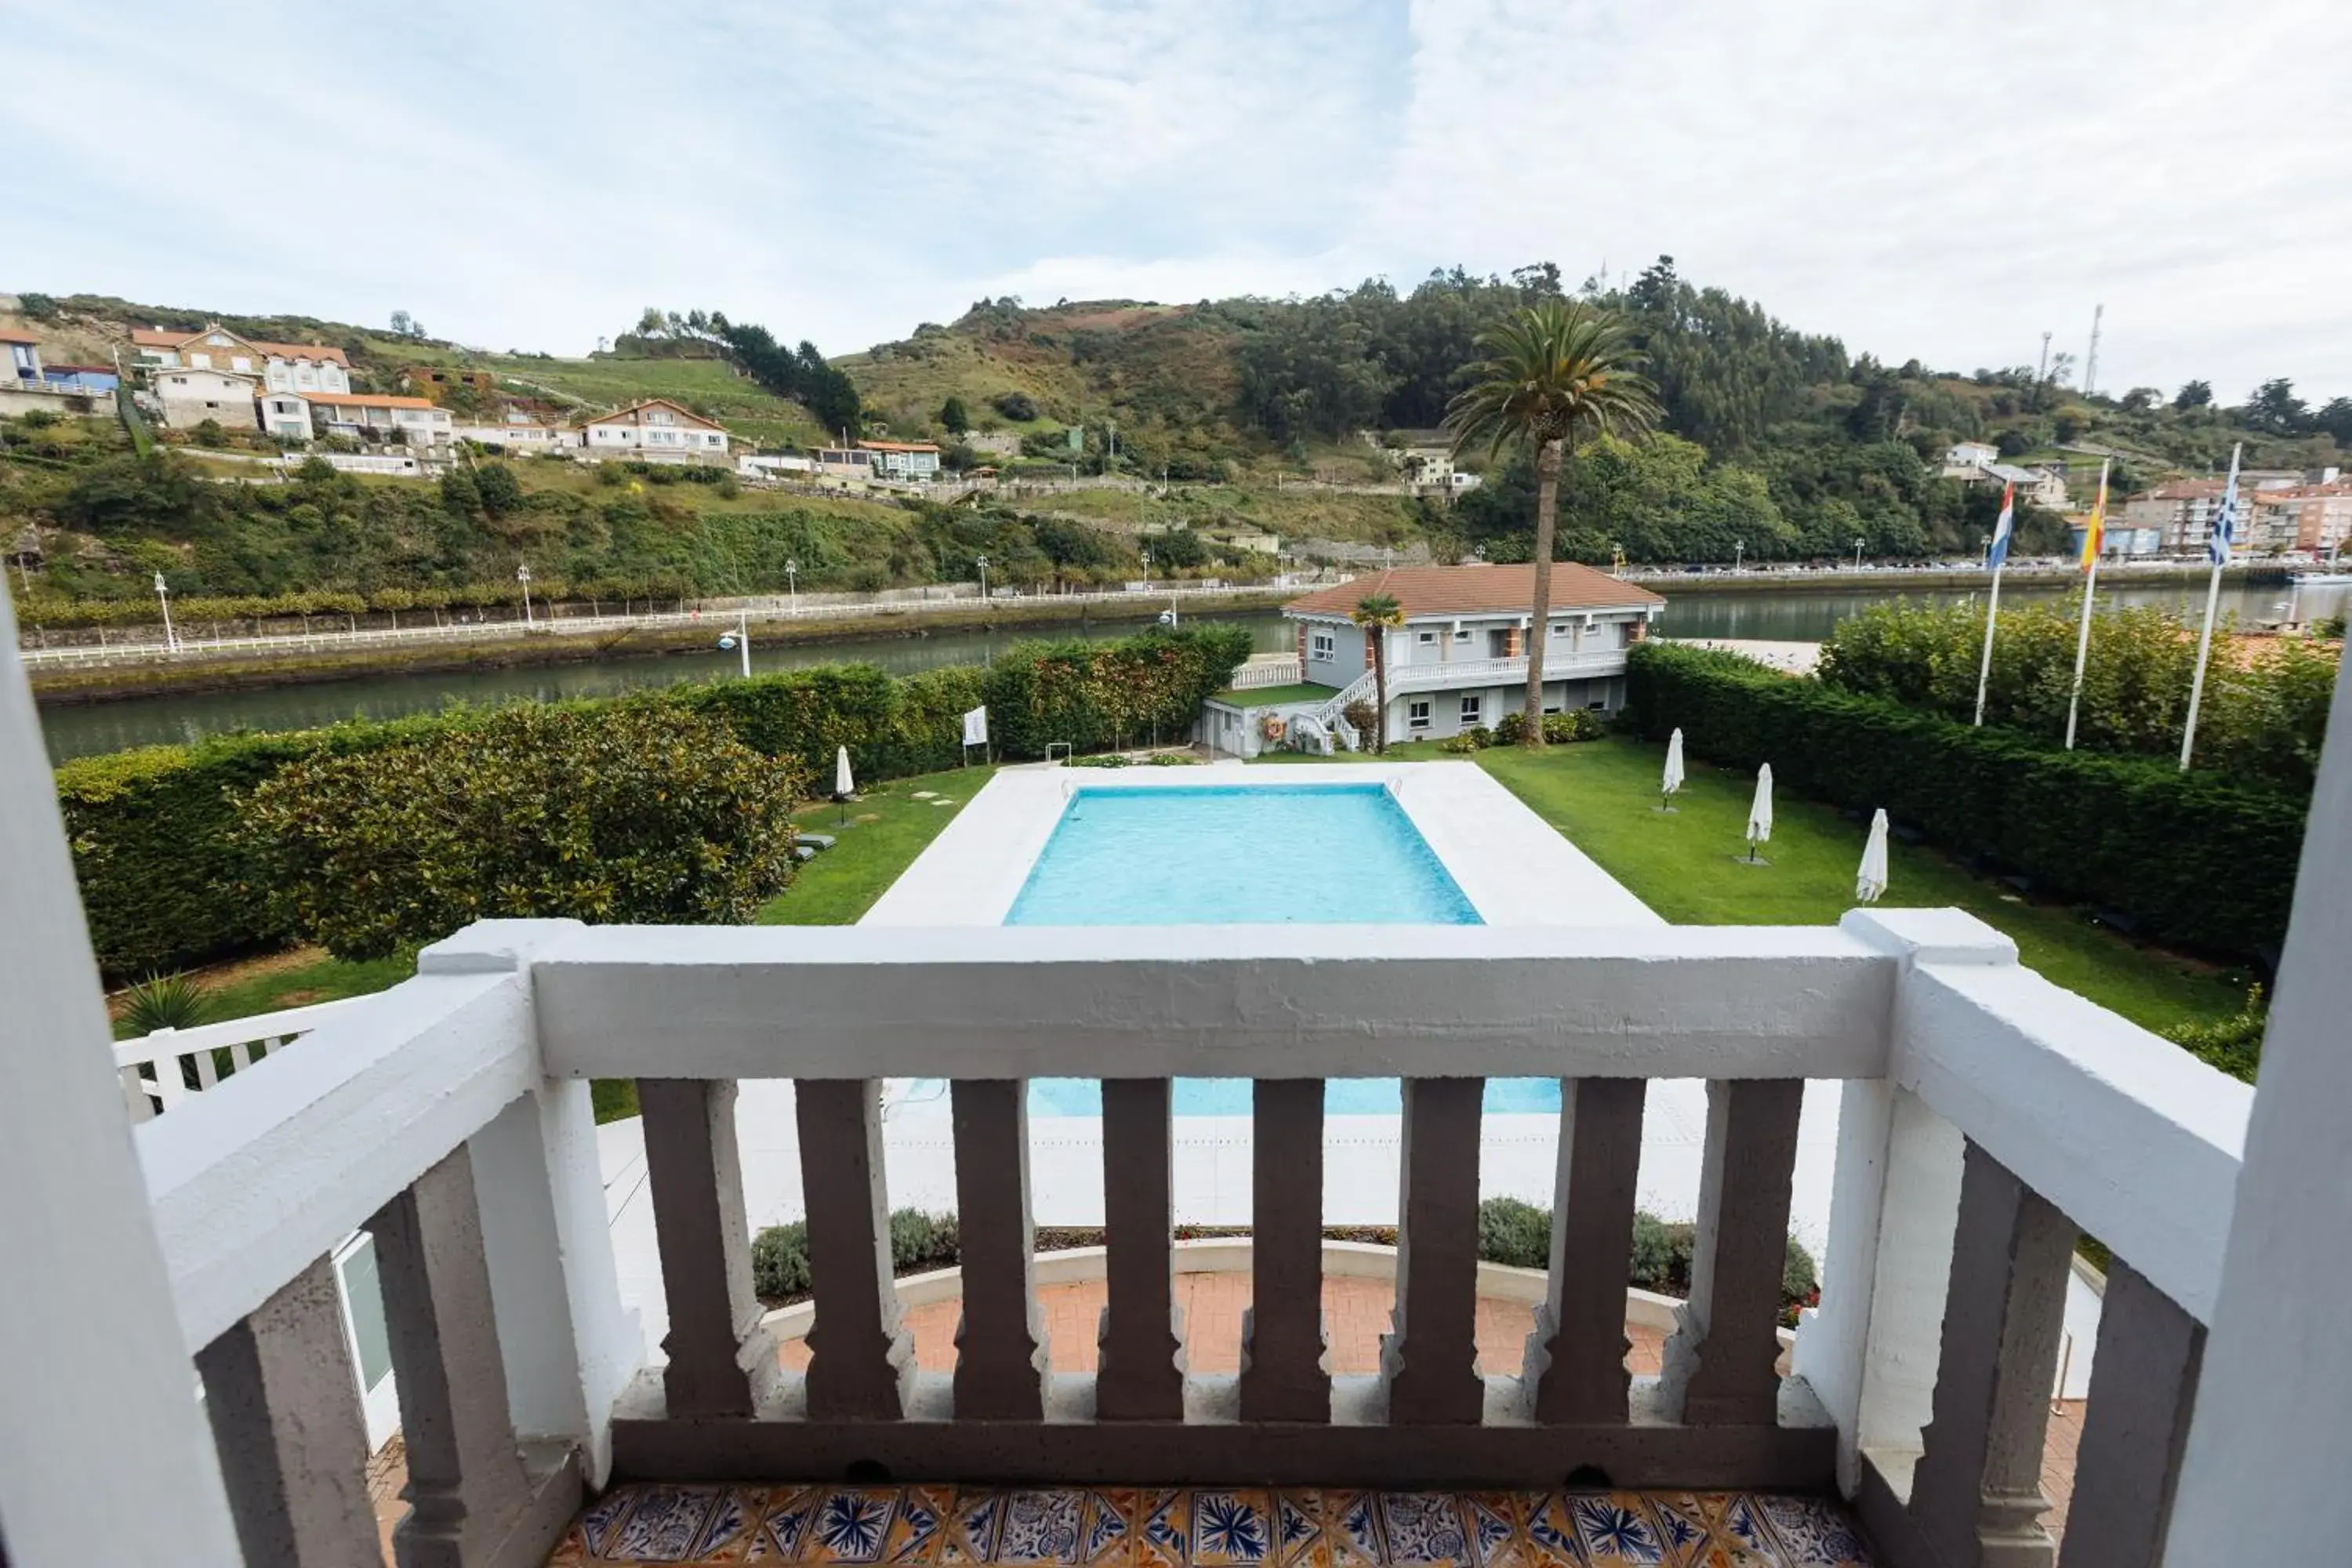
[
  {"xmin": 1626, "ymin": 642, "xmax": 2308, "ymax": 958},
  {"xmin": 56, "ymin": 624, "xmax": 1252, "ymax": 978}
]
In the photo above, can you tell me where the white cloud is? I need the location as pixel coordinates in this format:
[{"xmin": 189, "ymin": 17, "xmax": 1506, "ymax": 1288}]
[{"xmin": 2, "ymin": 0, "xmax": 2344, "ymax": 401}]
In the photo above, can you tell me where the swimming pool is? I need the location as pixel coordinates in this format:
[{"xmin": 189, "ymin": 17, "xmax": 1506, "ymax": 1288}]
[{"xmin": 1005, "ymin": 783, "xmax": 1481, "ymax": 927}]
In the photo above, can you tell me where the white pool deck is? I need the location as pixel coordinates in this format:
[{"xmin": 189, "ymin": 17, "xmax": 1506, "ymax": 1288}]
[{"xmin": 598, "ymin": 760, "xmax": 1847, "ymax": 1360}]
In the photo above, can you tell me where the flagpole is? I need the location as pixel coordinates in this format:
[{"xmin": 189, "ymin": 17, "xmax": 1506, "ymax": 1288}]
[
  {"xmin": 2062, "ymin": 459, "xmax": 2110, "ymax": 750},
  {"xmin": 2181, "ymin": 443, "xmax": 2243, "ymax": 770},
  {"xmin": 1973, "ymin": 481, "xmax": 2015, "ymax": 727}
]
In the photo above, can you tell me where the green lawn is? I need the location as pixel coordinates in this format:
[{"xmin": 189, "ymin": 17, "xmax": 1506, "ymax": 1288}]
[
  {"xmin": 1209, "ymin": 682, "xmax": 1338, "ymax": 708},
  {"xmin": 1261, "ymin": 735, "xmax": 2245, "ymax": 1035},
  {"xmin": 756, "ymin": 764, "xmax": 997, "ymax": 925}
]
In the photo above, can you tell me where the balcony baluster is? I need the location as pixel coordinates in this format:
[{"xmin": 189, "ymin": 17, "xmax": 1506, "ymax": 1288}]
[
  {"xmin": 1239, "ymin": 1077, "xmax": 1330, "ymax": 1422},
  {"xmin": 1380, "ymin": 1076, "xmax": 1487, "ymax": 1424}
]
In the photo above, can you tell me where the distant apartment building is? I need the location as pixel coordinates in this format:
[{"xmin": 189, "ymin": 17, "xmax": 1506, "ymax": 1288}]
[
  {"xmin": 1941, "ymin": 441, "xmax": 2001, "ymax": 470},
  {"xmin": 155, "ymin": 367, "xmax": 261, "ymax": 430},
  {"xmin": 130, "ymin": 325, "xmax": 352, "ymax": 394},
  {"xmin": 2250, "ymin": 483, "xmax": 2352, "ymax": 554},
  {"xmin": 577, "ymin": 398, "xmax": 729, "ymax": 462},
  {"xmin": 738, "ymin": 453, "xmax": 816, "ymax": 480},
  {"xmin": 2125, "ymin": 480, "xmax": 2281, "ymax": 554},
  {"xmin": 303, "ymin": 390, "xmax": 454, "ymax": 444}
]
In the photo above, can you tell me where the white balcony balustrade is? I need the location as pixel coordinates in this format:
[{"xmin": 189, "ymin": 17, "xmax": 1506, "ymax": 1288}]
[{"xmin": 12, "ymin": 906, "xmax": 2299, "ymax": 1566}]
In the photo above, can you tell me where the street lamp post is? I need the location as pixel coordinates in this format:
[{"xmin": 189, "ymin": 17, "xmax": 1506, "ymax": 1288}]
[
  {"xmin": 517, "ymin": 562, "xmax": 534, "ymax": 626},
  {"xmin": 1733, "ymin": 539, "xmax": 1744, "ymax": 573},
  {"xmin": 1141, "ymin": 550, "xmax": 1152, "ymax": 583},
  {"xmin": 976, "ymin": 554, "xmax": 989, "ymax": 601},
  {"xmin": 786, "ymin": 558, "xmax": 798, "ymax": 615},
  {"xmin": 153, "ymin": 572, "xmax": 178, "ymax": 653},
  {"xmin": 737, "ymin": 608, "xmax": 751, "ymax": 677},
  {"xmin": 1853, "ymin": 538, "xmax": 1866, "ymax": 572}
]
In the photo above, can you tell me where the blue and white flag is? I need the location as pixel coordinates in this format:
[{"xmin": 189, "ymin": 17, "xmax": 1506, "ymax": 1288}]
[
  {"xmin": 1987, "ymin": 482, "xmax": 2015, "ymax": 571},
  {"xmin": 2209, "ymin": 448, "xmax": 2242, "ymax": 565}
]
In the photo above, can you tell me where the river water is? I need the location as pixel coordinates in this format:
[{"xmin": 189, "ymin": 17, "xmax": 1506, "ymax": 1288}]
[{"xmin": 35, "ymin": 579, "xmax": 2343, "ymax": 763}]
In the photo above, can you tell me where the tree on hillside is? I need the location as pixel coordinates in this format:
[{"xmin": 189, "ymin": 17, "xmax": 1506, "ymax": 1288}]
[
  {"xmin": 2120, "ymin": 387, "xmax": 2160, "ymax": 413},
  {"xmin": 1350, "ymin": 593, "xmax": 1405, "ymax": 753},
  {"xmin": 1446, "ymin": 300, "xmax": 1659, "ymax": 746},
  {"xmin": 2244, "ymin": 378, "xmax": 2309, "ymax": 434},
  {"xmin": 2175, "ymin": 379, "xmax": 2213, "ymax": 410},
  {"xmin": 938, "ymin": 395, "xmax": 971, "ymax": 434},
  {"xmin": 2316, "ymin": 397, "xmax": 2352, "ymax": 446},
  {"xmin": 389, "ymin": 310, "xmax": 423, "ymax": 338}
]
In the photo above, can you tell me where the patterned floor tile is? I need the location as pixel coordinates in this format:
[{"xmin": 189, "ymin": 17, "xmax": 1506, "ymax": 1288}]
[{"xmin": 550, "ymin": 1484, "xmax": 1878, "ymax": 1568}]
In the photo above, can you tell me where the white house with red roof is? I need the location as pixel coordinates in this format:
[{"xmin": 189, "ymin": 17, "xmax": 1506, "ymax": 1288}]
[
  {"xmin": 576, "ymin": 398, "xmax": 731, "ymax": 462},
  {"xmin": 1202, "ymin": 562, "xmax": 1666, "ymax": 755}
]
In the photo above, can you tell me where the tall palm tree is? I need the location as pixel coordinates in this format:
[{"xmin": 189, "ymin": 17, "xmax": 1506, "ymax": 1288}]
[
  {"xmin": 1349, "ymin": 591, "xmax": 1405, "ymax": 753},
  {"xmin": 1446, "ymin": 301, "xmax": 1659, "ymax": 746}
]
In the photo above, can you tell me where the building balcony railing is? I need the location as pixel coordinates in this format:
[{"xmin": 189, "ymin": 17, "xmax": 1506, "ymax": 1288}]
[
  {"xmin": 1385, "ymin": 647, "xmax": 1628, "ymax": 693},
  {"xmin": 103, "ymin": 908, "xmax": 2250, "ymax": 1565}
]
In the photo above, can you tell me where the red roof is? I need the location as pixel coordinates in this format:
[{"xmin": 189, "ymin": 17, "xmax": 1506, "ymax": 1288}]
[
  {"xmin": 1284, "ymin": 563, "xmax": 1664, "ymax": 619},
  {"xmin": 127, "ymin": 325, "xmax": 348, "ymax": 365},
  {"xmin": 582, "ymin": 397, "xmax": 726, "ymax": 432},
  {"xmin": 0, "ymin": 328, "xmax": 39, "ymax": 344},
  {"xmin": 304, "ymin": 390, "xmax": 437, "ymax": 410}
]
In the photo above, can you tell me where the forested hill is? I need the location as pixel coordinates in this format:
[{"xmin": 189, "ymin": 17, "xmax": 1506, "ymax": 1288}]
[{"xmin": 844, "ymin": 256, "xmax": 2348, "ymax": 561}]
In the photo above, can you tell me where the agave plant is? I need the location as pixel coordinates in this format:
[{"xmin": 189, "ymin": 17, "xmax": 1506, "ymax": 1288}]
[{"xmin": 119, "ymin": 971, "xmax": 216, "ymax": 1036}]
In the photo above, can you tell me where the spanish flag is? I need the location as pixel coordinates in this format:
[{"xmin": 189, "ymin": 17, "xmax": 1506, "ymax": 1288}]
[{"xmin": 2077, "ymin": 461, "xmax": 2110, "ymax": 571}]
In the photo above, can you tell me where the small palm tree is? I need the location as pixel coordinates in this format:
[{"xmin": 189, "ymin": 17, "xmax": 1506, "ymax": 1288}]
[
  {"xmin": 1350, "ymin": 592, "xmax": 1405, "ymax": 752},
  {"xmin": 1446, "ymin": 301, "xmax": 1659, "ymax": 745}
]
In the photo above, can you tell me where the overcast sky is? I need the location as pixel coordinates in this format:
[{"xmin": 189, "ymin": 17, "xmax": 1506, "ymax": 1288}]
[{"xmin": 6, "ymin": 1, "xmax": 2345, "ymax": 401}]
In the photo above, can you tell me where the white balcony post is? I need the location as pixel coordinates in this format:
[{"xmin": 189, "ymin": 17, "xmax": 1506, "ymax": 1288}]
[
  {"xmin": 0, "ymin": 588, "xmax": 246, "ymax": 1564},
  {"xmin": 425, "ymin": 920, "xmax": 637, "ymax": 1488},
  {"xmin": 1795, "ymin": 909, "xmax": 2002, "ymax": 1497},
  {"xmin": 2167, "ymin": 662, "xmax": 2352, "ymax": 1557}
]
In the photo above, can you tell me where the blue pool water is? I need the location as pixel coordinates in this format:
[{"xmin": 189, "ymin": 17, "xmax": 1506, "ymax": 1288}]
[
  {"xmin": 942, "ymin": 782, "xmax": 1535, "ymax": 1116},
  {"xmin": 1005, "ymin": 783, "xmax": 1481, "ymax": 926}
]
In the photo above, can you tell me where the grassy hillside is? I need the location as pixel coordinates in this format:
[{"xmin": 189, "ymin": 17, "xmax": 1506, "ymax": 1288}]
[{"xmin": 475, "ymin": 353, "xmax": 825, "ymax": 449}]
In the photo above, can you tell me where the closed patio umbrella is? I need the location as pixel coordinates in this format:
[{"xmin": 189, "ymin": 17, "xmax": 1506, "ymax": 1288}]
[
  {"xmin": 1857, "ymin": 808, "xmax": 1890, "ymax": 902},
  {"xmin": 1744, "ymin": 764, "xmax": 1773, "ymax": 862},
  {"xmin": 835, "ymin": 746, "xmax": 855, "ymax": 799},
  {"xmin": 1659, "ymin": 728, "xmax": 1686, "ymax": 811}
]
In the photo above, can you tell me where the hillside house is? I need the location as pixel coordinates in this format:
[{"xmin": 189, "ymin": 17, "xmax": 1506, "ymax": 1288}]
[
  {"xmin": 154, "ymin": 367, "xmax": 260, "ymax": 430},
  {"xmin": 303, "ymin": 390, "xmax": 453, "ymax": 445},
  {"xmin": 578, "ymin": 398, "xmax": 729, "ymax": 462},
  {"xmin": 1941, "ymin": 441, "xmax": 2001, "ymax": 470},
  {"xmin": 129, "ymin": 325, "xmax": 352, "ymax": 394},
  {"xmin": 41, "ymin": 364, "xmax": 119, "ymax": 394},
  {"xmin": 861, "ymin": 439, "xmax": 942, "ymax": 480},
  {"xmin": 2, "ymin": 328, "xmax": 40, "ymax": 386},
  {"xmin": 258, "ymin": 391, "xmax": 312, "ymax": 441}
]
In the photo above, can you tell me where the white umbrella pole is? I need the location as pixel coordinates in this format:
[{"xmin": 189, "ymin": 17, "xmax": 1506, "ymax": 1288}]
[
  {"xmin": 1972, "ymin": 564, "xmax": 2003, "ymax": 726},
  {"xmin": 738, "ymin": 609, "xmax": 750, "ymax": 679}
]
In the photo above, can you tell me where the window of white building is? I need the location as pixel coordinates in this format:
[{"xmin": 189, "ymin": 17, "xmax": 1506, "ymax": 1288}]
[
  {"xmin": 1309, "ymin": 630, "xmax": 1335, "ymax": 659},
  {"xmin": 1460, "ymin": 694, "xmax": 1483, "ymax": 724},
  {"xmin": 1417, "ymin": 630, "xmax": 1438, "ymax": 644},
  {"xmin": 1408, "ymin": 699, "xmax": 1432, "ymax": 731}
]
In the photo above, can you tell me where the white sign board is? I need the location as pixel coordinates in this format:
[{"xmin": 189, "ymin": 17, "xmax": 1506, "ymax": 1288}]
[{"xmin": 962, "ymin": 706, "xmax": 989, "ymax": 746}]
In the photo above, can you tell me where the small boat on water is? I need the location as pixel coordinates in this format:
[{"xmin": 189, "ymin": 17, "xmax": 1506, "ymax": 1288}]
[{"xmin": 2291, "ymin": 572, "xmax": 2352, "ymax": 585}]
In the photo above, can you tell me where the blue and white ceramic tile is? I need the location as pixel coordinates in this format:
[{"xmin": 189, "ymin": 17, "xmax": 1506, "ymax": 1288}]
[{"xmin": 546, "ymin": 1484, "xmax": 1879, "ymax": 1567}]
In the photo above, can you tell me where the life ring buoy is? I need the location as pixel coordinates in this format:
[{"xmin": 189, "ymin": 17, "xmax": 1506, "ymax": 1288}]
[{"xmin": 1261, "ymin": 714, "xmax": 1287, "ymax": 742}]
